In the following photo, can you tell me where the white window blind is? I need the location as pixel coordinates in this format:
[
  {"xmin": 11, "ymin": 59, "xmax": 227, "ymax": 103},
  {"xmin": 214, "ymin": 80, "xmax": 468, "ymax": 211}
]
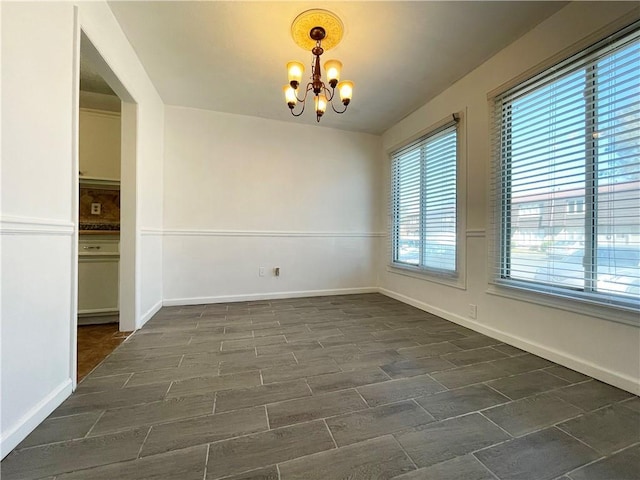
[
  {"xmin": 491, "ymin": 22, "xmax": 640, "ymax": 313},
  {"xmin": 392, "ymin": 119, "xmax": 458, "ymax": 275}
]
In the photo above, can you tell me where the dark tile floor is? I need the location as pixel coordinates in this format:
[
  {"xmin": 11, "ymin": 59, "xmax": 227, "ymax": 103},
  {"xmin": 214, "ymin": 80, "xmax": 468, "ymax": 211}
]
[{"xmin": 3, "ymin": 294, "xmax": 639, "ymax": 479}]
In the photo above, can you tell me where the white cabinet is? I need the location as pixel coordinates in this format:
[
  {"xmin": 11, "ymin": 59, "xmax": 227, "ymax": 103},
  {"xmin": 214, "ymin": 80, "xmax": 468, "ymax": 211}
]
[
  {"xmin": 79, "ymin": 108, "xmax": 121, "ymax": 180},
  {"xmin": 78, "ymin": 236, "xmax": 119, "ymax": 322}
]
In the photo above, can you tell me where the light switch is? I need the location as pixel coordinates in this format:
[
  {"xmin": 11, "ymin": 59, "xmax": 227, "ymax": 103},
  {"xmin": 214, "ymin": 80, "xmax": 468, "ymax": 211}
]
[{"xmin": 91, "ymin": 203, "xmax": 101, "ymax": 215}]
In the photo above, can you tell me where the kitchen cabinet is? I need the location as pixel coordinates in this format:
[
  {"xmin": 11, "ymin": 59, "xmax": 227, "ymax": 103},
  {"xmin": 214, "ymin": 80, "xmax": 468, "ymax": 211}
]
[
  {"xmin": 78, "ymin": 235, "xmax": 119, "ymax": 324},
  {"xmin": 79, "ymin": 108, "xmax": 121, "ymax": 181}
]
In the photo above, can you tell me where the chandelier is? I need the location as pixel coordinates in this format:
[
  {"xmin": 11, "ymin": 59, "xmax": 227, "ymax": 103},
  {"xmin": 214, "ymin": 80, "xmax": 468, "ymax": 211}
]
[{"xmin": 283, "ymin": 9, "xmax": 354, "ymax": 122}]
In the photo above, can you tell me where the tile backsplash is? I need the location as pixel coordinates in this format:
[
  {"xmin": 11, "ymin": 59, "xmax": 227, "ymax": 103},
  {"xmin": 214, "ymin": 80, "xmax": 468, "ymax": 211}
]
[{"xmin": 79, "ymin": 187, "xmax": 120, "ymax": 230}]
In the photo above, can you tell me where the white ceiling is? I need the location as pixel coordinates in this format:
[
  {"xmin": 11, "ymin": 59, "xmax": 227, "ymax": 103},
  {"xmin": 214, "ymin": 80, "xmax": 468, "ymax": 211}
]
[
  {"xmin": 108, "ymin": 1, "xmax": 568, "ymax": 134},
  {"xmin": 80, "ymin": 34, "xmax": 116, "ymax": 96}
]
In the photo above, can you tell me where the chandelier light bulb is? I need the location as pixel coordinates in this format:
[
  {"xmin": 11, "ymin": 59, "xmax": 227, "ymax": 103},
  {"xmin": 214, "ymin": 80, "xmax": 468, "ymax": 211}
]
[
  {"xmin": 287, "ymin": 61, "xmax": 305, "ymax": 89},
  {"xmin": 283, "ymin": 85, "xmax": 297, "ymax": 108},
  {"xmin": 323, "ymin": 59, "xmax": 342, "ymax": 88},
  {"xmin": 315, "ymin": 94, "xmax": 328, "ymax": 116},
  {"xmin": 337, "ymin": 80, "xmax": 353, "ymax": 105}
]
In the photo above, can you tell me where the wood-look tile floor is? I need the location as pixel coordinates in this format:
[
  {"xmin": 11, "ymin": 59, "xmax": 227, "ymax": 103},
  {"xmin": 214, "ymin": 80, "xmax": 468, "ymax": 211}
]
[
  {"xmin": 3, "ymin": 294, "xmax": 639, "ymax": 479},
  {"xmin": 77, "ymin": 322, "xmax": 131, "ymax": 381}
]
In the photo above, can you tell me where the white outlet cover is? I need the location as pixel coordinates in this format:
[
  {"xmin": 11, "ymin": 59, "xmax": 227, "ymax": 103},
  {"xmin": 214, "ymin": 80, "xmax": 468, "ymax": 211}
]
[{"xmin": 91, "ymin": 203, "xmax": 101, "ymax": 215}]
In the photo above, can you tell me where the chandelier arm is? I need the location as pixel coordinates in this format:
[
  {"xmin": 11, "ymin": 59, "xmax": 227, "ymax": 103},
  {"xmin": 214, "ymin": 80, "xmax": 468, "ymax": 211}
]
[
  {"xmin": 330, "ymin": 98, "xmax": 348, "ymax": 114},
  {"xmin": 324, "ymin": 86, "xmax": 335, "ymax": 102},
  {"xmin": 288, "ymin": 84, "xmax": 313, "ymax": 117},
  {"xmin": 289, "ymin": 99, "xmax": 307, "ymax": 117},
  {"xmin": 295, "ymin": 83, "xmax": 313, "ymax": 103}
]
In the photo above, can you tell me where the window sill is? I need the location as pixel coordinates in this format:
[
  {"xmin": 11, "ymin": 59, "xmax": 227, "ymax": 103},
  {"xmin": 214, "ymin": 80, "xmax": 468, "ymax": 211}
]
[
  {"xmin": 387, "ymin": 264, "xmax": 466, "ymax": 290},
  {"xmin": 487, "ymin": 280, "xmax": 640, "ymax": 328}
]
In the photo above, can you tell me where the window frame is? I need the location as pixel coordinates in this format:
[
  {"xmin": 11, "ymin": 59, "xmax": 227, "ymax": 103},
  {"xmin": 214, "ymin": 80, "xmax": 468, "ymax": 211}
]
[
  {"xmin": 490, "ymin": 21, "xmax": 640, "ymax": 324},
  {"xmin": 388, "ymin": 113, "xmax": 465, "ymax": 288}
]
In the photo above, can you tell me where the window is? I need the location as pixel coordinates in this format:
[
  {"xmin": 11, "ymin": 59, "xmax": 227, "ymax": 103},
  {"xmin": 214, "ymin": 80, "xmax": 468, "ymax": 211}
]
[
  {"xmin": 392, "ymin": 117, "xmax": 459, "ymax": 275},
  {"xmin": 492, "ymin": 23, "xmax": 640, "ymax": 312}
]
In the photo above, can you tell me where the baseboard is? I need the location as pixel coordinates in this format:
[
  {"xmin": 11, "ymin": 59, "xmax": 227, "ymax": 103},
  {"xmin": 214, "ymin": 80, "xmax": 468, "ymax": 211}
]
[
  {"xmin": 379, "ymin": 288, "xmax": 640, "ymax": 395},
  {"xmin": 163, "ymin": 287, "xmax": 379, "ymax": 307},
  {"xmin": 1, "ymin": 379, "xmax": 73, "ymax": 459},
  {"xmin": 139, "ymin": 299, "xmax": 163, "ymax": 328}
]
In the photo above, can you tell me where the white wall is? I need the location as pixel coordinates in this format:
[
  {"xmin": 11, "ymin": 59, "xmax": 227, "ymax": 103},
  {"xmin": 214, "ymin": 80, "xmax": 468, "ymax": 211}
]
[
  {"xmin": 379, "ymin": 2, "xmax": 640, "ymax": 394},
  {"xmin": 1, "ymin": 2, "xmax": 77, "ymax": 458},
  {"xmin": 0, "ymin": 1, "xmax": 164, "ymax": 457},
  {"xmin": 79, "ymin": 2, "xmax": 165, "ymax": 327},
  {"xmin": 163, "ymin": 106, "xmax": 383, "ymax": 304}
]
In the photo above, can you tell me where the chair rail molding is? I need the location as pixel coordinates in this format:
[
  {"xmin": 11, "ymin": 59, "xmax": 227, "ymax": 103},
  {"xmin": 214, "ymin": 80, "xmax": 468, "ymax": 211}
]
[{"xmin": 0, "ymin": 215, "xmax": 74, "ymax": 236}]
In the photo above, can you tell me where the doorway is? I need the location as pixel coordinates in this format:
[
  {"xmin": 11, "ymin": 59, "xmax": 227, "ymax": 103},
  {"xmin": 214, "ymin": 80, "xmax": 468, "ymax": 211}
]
[{"xmin": 74, "ymin": 30, "xmax": 137, "ymax": 383}]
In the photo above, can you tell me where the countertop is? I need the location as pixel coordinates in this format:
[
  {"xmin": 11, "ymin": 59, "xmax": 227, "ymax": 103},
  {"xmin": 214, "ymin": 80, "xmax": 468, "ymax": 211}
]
[{"xmin": 79, "ymin": 230, "xmax": 120, "ymax": 235}]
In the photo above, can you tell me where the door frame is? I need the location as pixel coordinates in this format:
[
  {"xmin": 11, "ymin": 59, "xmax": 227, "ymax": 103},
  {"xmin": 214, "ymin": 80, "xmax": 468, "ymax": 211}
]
[{"xmin": 71, "ymin": 10, "xmax": 139, "ymax": 388}]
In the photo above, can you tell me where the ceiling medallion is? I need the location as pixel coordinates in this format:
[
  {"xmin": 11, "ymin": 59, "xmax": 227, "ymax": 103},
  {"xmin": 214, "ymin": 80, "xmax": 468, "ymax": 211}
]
[
  {"xmin": 283, "ymin": 9, "xmax": 353, "ymax": 123},
  {"xmin": 291, "ymin": 9, "xmax": 343, "ymax": 52}
]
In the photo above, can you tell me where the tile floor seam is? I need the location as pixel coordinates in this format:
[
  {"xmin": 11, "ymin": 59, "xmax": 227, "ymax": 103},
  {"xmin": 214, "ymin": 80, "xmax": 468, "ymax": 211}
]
[
  {"xmin": 276, "ymin": 462, "xmax": 282, "ymax": 480},
  {"xmin": 135, "ymin": 426, "xmax": 153, "ymax": 459},
  {"xmin": 557, "ymin": 451, "xmax": 608, "ymax": 479},
  {"xmin": 265, "ymin": 404, "xmax": 271, "ymax": 430},
  {"xmin": 83, "ymin": 410, "xmax": 106, "ymax": 438},
  {"xmin": 323, "ymin": 419, "xmax": 339, "ymax": 449},
  {"xmin": 477, "ymin": 411, "xmax": 515, "ymax": 439},
  {"xmin": 84, "ymin": 410, "xmax": 214, "ymax": 439},
  {"xmin": 439, "ymin": 356, "xmax": 507, "ymax": 369},
  {"xmin": 614, "ymin": 396, "xmax": 639, "ymax": 409},
  {"xmin": 212, "ymin": 392, "xmax": 217, "ymax": 414},
  {"xmin": 555, "ymin": 423, "xmax": 608, "ymax": 454},
  {"xmin": 202, "ymin": 443, "xmax": 211, "ymax": 480},
  {"xmin": 353, "ymin": 387, "xmax": 372, "ymax": 408},
  {"xmin": 302, "ymin": 379, "xmax": 314, "ymax": 396},
  {"xmin": 479, "ymin": 388, "xmax": 573, "ymax": 417},
  {"xmin": 607, "ymin": 439, "xmax": 640, "ymax": 456},
  {"xmin": 561, "ymin": 440, "xmax": 640, "ymax": 479},
  {"xmin": 568, "ymin": 397, "xmax": 620, "ymax": 415},
  {"xmin": 541, "ymin": 367, "xmax": 585, "ymax": 382},
  {"xmin": 481, "ymin": 381, "xmax": 511, "ymax": 399},
  {"xmin": 164, "ymin": 381, "xmax": 174, "ymax": 398},
  {"xmin": 411, "ymin": 397, "xmax": 436, "ymax": 417},
  {"xmin": 469, "ymin": 434, "xmax": 517, "ymax": 461},
  {"xmin": 421, "ymin": 373, "xmax": 448, "ymax": 392},
  {"xmin": 390, "ymin": 434, "xmax": 420, "ymax": 471},
  {"xmin": 471, "ymin": 451, "xmax": 507, "ymax": 480},
  {"xmin": 483, "ymin": 384, "xmax": 516, "ymax": 401},
  {"xmin": 202, "ymin": 416, "xmax": 332, "ymax": 447},
  {"xmin": 378, "ymin": 366, "xmax": 394, "ymax": 380},
  {"xmin": 473, "ymin": 453, "xmax": 502, "ymax": 480}
]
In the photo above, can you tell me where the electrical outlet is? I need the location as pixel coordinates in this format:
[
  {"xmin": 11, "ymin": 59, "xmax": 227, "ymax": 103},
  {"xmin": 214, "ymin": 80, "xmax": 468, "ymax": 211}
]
[
  {"xmin": 91, "ymin": 203, "xmax": 101, "ymax": 215},
  {"xmin": 259, "ymin": 267, "xmax": 265, "ymax": 277},
  {"xmin": 468, "ymin": 304, "xmax": 477, "ymax": 319}
]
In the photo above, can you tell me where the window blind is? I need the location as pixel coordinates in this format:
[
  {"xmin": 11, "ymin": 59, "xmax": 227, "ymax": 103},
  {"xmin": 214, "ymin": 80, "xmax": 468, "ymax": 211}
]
[
  {"xmin": 392, "ymin": 119, "xmax": 458, "ymax": 275},
  {"xmin": 490, "ymin": 22, "xmax": 640, "ymax": 312}
]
